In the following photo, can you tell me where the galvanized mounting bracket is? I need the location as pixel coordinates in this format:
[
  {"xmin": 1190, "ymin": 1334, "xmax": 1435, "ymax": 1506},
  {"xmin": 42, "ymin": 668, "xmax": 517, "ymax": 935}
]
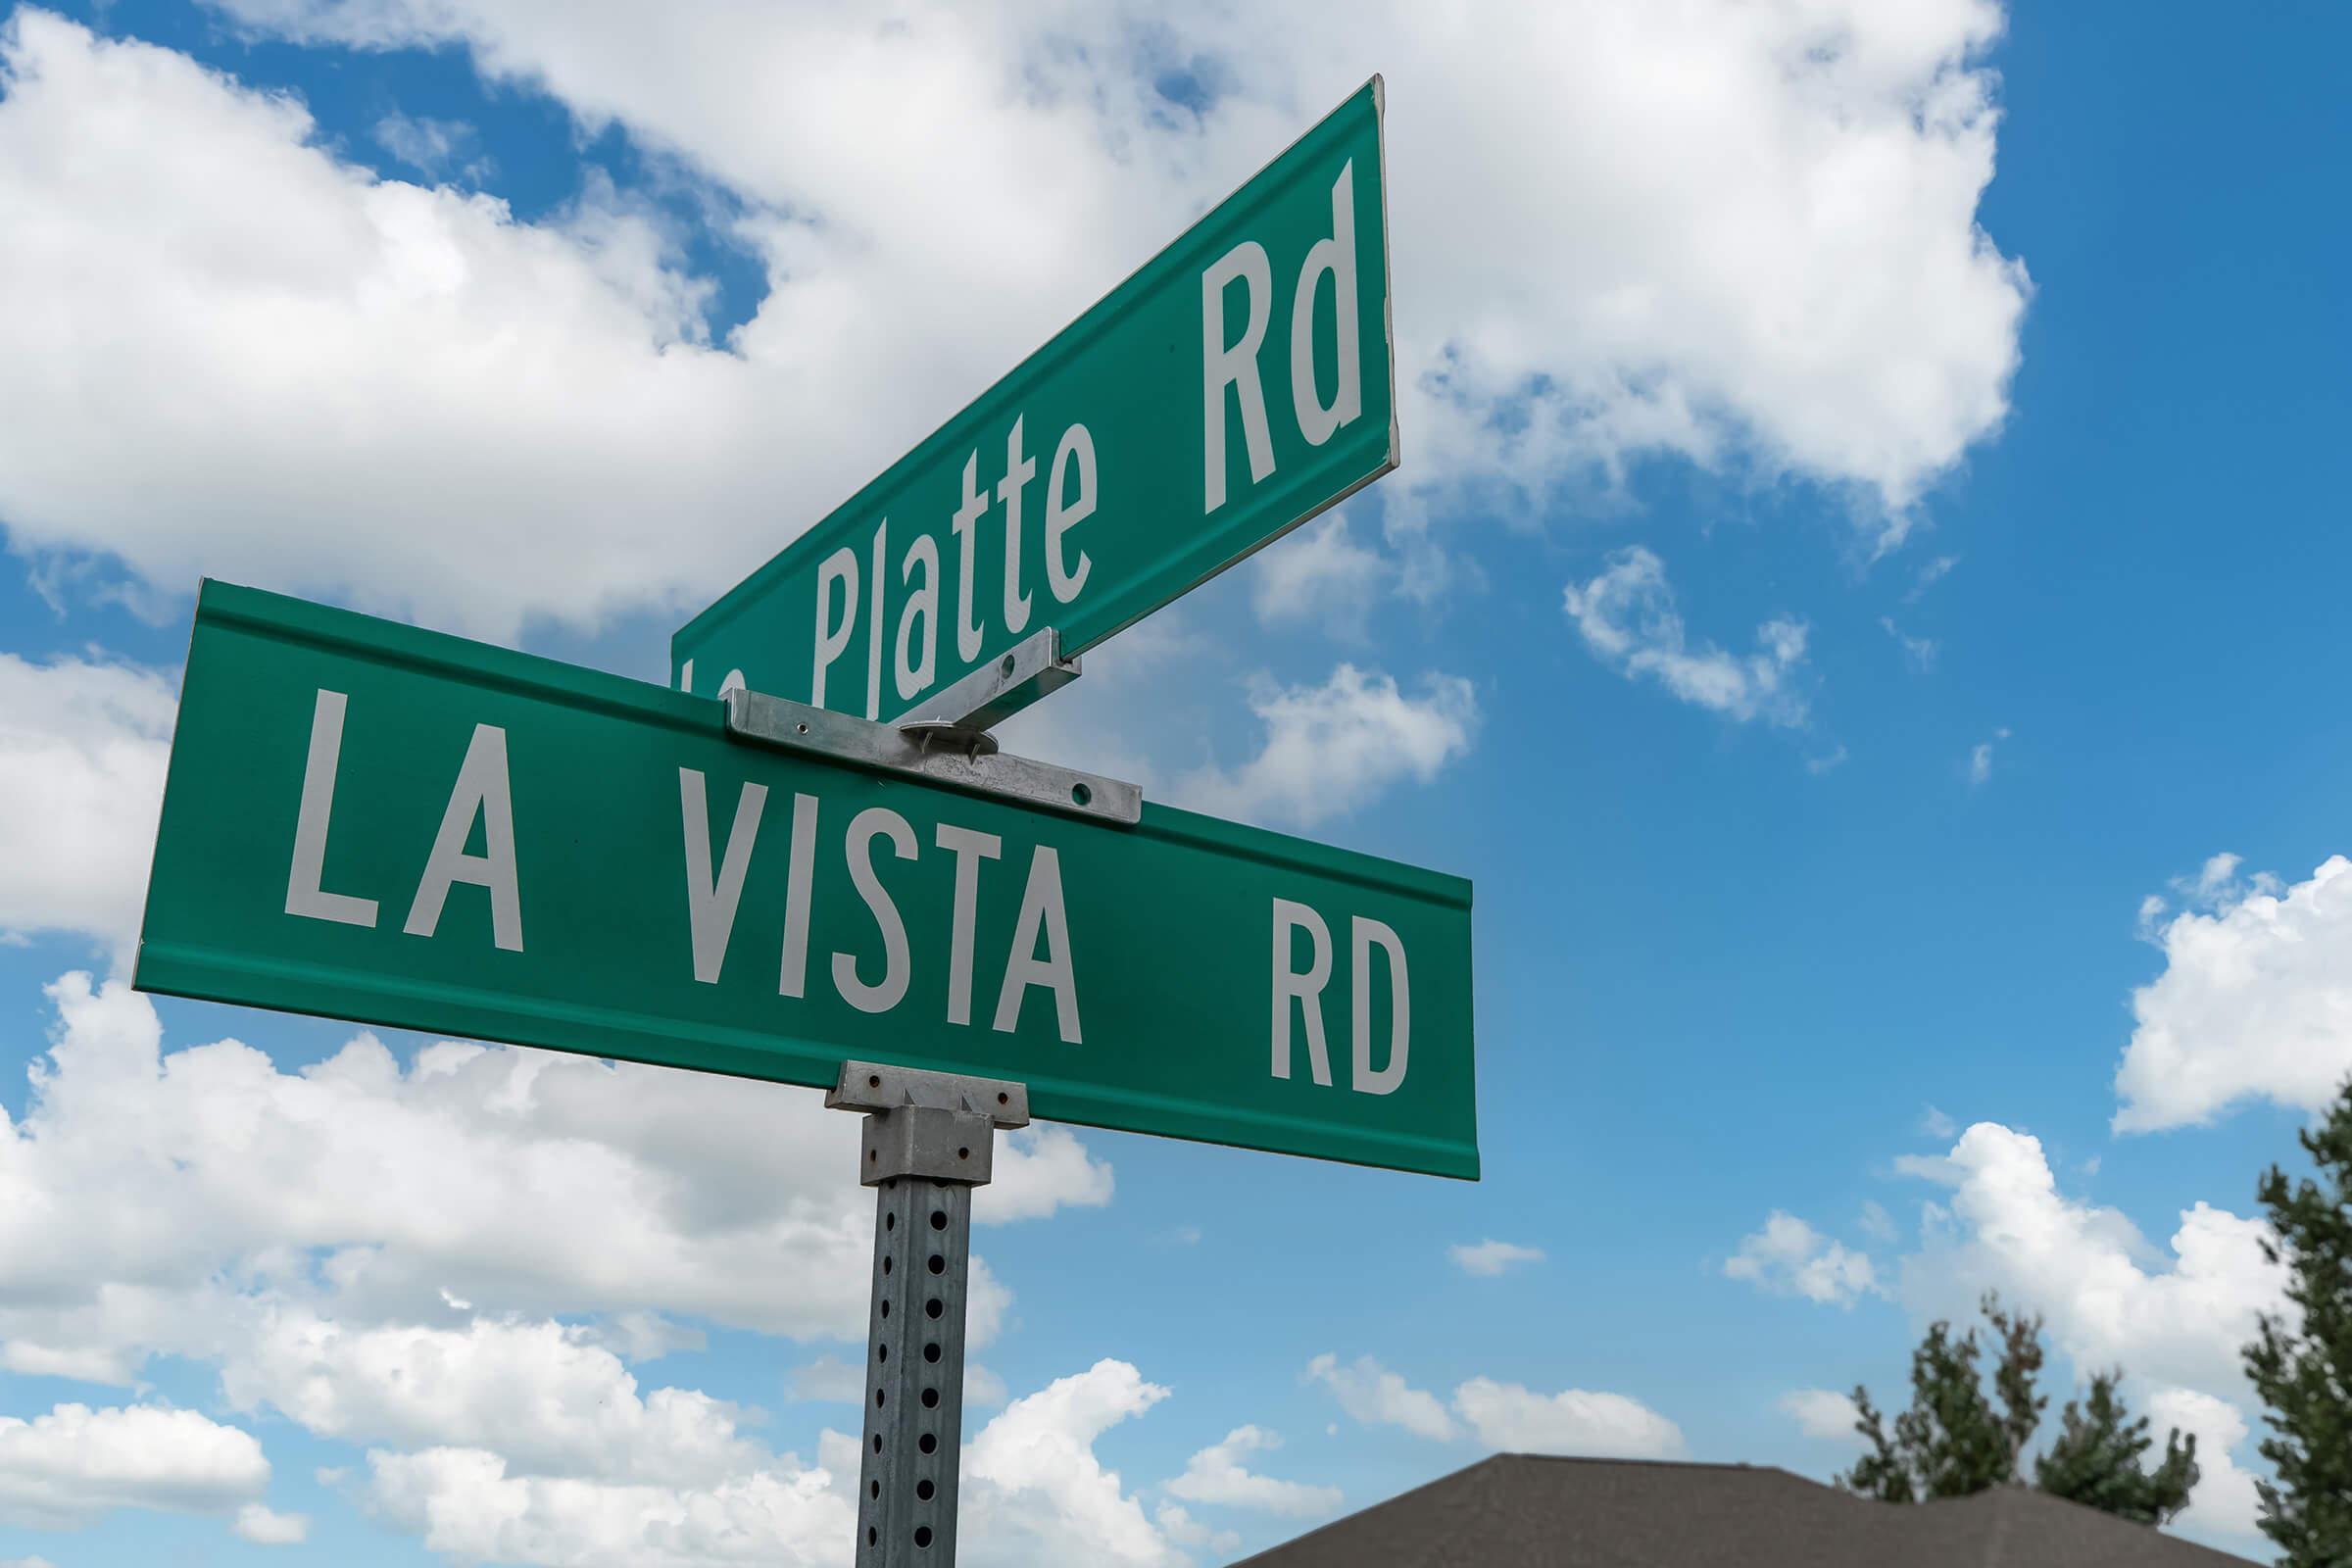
[
  {"xmin": 831, "ymin": 1061, "xmax": 1030, "ymax": 1566},
  {"xmin": 892, "ymin": 627, "xmax": 1081, "ymax": 740},
  {"xmin": 827, "ymin": 1060, "xmax": 1031, "ymax": 1187},
  {"xmin": 723, "ymin": 685, "xmax": 1140, "ymax": 826}
]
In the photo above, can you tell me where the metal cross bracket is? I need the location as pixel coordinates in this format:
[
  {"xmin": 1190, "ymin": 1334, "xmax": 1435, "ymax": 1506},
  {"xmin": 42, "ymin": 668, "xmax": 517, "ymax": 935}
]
[
  {"xmin": 892, "ymin": 627, "xmax": 1081, "ymax": 738},
  {"xmin": 724, "ymin": 685, "xmax": 1140, "ymax": 826},
  {"xmin": 827, "ymin": 1061, "xmax": 1030, "ymax": 1566}
]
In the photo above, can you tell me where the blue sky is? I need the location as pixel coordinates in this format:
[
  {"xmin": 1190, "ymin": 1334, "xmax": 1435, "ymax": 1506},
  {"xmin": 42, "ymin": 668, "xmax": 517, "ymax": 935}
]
[{"xmin": 1, "ymin": 2, "xmax": 2347, "ymax": 1564}]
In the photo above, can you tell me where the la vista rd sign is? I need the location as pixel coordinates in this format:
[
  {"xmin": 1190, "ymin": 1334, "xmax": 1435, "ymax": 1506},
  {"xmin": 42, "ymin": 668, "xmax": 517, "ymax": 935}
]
[{"xmin": 137, "ymin": 582, "xmax": 1477, "ymax": 1178}]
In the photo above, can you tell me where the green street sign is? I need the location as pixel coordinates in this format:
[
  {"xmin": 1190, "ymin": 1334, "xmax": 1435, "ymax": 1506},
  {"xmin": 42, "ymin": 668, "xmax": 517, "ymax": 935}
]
[
  {"xmin": 673, "ymin": 78, "xmax": 1395, "ymax": 720},
  {"xmin": 136, "ymin": 583, "xmax": 1477, "ymax": 1179}
]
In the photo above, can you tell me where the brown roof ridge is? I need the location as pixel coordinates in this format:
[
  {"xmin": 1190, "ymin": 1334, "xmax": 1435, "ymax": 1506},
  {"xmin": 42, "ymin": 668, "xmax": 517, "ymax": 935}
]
[
  {"xmin": 1917, "ymin": 1481, "xmax": 2263, "ymax": 1565},
  {"xmin": 1494, "ymin": 1452, "xmax": 1806, "ymax": 1477},
  {"xmin": 1231, "ymin": 1452, "xmax": 1876, "ymax": 1565},
  {"xmin": 1225, "ymin": 1453, "xmax": 1505, "ymax": 1567}
]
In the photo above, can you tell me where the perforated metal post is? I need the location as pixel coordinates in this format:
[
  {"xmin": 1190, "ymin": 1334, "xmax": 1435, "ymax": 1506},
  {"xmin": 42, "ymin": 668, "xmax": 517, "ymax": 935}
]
[{"xmin": 828, "ymin": 1061, "xmax": 1029, "ymax": 1567}]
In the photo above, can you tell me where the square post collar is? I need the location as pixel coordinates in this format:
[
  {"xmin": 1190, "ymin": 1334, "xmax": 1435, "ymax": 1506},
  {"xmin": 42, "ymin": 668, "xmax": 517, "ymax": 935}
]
[{"xmin": 827, "ymin": 1060, "xmax": 1031, "ymax": 1129}]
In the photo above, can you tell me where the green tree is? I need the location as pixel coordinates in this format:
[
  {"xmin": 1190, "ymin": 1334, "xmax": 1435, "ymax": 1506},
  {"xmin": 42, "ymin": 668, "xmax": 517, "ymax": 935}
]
[
  {"xmin": 1844, "ymin": 1294, "xmax": 2200, "ymax": 1527},
  {"xmin": 1986, "ymin": 1296, "xmax": 2048, "ymax": 1471},
  {"xmin": 2034, "ymin": 1370, "xmax": 2198, "ymax": 1525},
  {"xmin": 1842, "ymin": 1295, "xmax": 2039, "ymax": 1498},
  {"xmin": 2243, "ymin": 1078, "xmax": 2352, "ymax": 1564}
]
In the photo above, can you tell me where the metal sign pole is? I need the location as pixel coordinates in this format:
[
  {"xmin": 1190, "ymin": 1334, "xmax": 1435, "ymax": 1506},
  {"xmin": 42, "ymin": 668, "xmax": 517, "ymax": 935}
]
[{"xmin": 827, "ymin": 1061, "xmax": 1029, "ymax": 1565}]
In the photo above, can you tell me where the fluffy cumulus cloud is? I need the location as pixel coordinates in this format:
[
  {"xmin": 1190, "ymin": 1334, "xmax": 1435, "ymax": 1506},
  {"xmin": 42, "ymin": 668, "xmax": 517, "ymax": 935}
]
[
  {"xmin": 356, "ymin": 1357, "xmax": 1204, "ymax": 1567},
  {"xmin": 1304, "ymin": 1353, "xmax": 1458, "ymax": 1443},
  {"xmin": 0, "ymin": 1, "xmax": 2024, "ymax": 637},
  {"xmin": 1564, "ymin": 550, "xmax": 1810, "ymax": 726},
  {"xmin": 1450, "ymin": 1378, "xmax": 1687, "ymax": 1459},
  {"xmin": 372, "ymin": 108, "xmax": 488, "ymax": 181},
  {"xmin": 1448, "ymin": 1239, "xmax": 1544, "ymax": 1277},
  {"xmin": 1724, "ymin": 1211, "xmax": 1880, "ymax": 1306},
  {"xmin": 1164, "ymin": 1426, "xmax": 1342, "ymax": 1518},
  {"xmin": 1893, "ymin": 1123, "xmax": 2287, "ymax": 1399},
  {"xmin": 1152, "ymin": 1503, "xmax": 1240, "ymax": 1558},
  {"xmin": 0, "ymin": 9, "xmax": 766, "ymax": 640},
  {"xmin": 1173, "ymin": 664, "xmax": 1478, "ymax": 829},
  {"xmin": 1780, "ymin": 1389, "xmax": 1862, "ymax": 1445},
  {"xmin": 786, "ymin": 1354, "xmax": 866, "ymax": 1406},
  {"xmin": 0, "ymin": 1402, "xmax": 269, "ymax": 1530},
  {"xmin": 0, "ymin": 971, "xmax": 1195, "ymax": 1564},
  {"xmin": 1250, "ymin": 516, "xmax": 1393, "ymax": 636},
  {"xmin": 233, "ymin": 1502, "xmax": 312, "ymax": 1544},
  {"xmin": 960, "ymin": 1361, "xmax": 1186, "ymax": 1568},
  {"xmin": 1305, "ymin": 1355, "xmax": 1682, "ymax": 1459},
  {"xmin": 2115, "ymin": 854, "xmax": 2352, "ymax": 1132},
  {"xmin": 0, "ymin": 653, "xmax": 174, "ymax": 963},
  {"xmin": 220, "ymin": 1313, "xmax": 769, "ymax": 1486},
  {"xmin": 0, "ymin": 969, "xmax": 1128, "ymax": 1560},
  {"xmin": 978, "ymin": 1124, "xmax": 1118, "ymax": 1223},
  {"xmin": 0, "ymin": 973, "xmax": 1108, "ymax": 1383},
  {"xmin": 362, "ymin": 1440, "xmax": 857, "ymax": 1568},
  {"xmin": 2143, "ymin": 1387, "xmax": 2265, "ymax": 1548}
]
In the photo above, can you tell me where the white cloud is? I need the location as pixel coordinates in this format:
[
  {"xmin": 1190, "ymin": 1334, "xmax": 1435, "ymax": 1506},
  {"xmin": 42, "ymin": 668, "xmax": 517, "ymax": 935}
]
[
  {"xmin": 1448, "ymin": 1240, "xmax": 1544, "ymax": 1278},
  {"xmin": 1894, "ymin": 1123, "xmax": 2288, "ymax": 1396},
  {"xmin": 1153, "ymin": 1502, "xmax": 1240, "ymax": 1556},
  {"xmin": 977, "ymin": 1124, "xmax": 1117, "ymax": 1222},
  {"xmin": 232, "ymin": 1502, "xmax": 311, "ymax": 1544},
  {"xmin": 960, "ymin": 1360, "xmax": 1186, "ymax": 1568},
  {"xmin": 580, "ymin": 1311, "xmax": 703, "ymax": 1365},
  {"xmin": 363, "ymin": 1441, "xmax": 857, "ymax": 1568},
  {"xmin": 1306, "ymin": 1355, "xmax": 1681, "ymax": 1461},
  {"xmin": 1905, "ymin": 554, "xmax": 1961, "ymax": 602},
  {"xmin": 2143, "ymin": 1387, "xmax": 2265, "ymax": 1549},
  {"xmin": 2114, "ymin": 855, "xmax": 2352, "ymax": 1132},
  {"xmin": 347, "ymin": 1358, "xmax": 1196, "ymax": 1568},
  {"xmin": 1967, "ymin": 727, "xmax": 2009, "ymax": 785},
  {"xmin": 372, "ymin": 110, "xmax": 487, "ymax": 182},
  {"xmin": 2135, "ymin": 856, "xmax": 2288, "ymax": 947},
  {"xmin": 1164, "ymin": 1426, "xmax": 1341, "ymax": 1517},
  {"xmin": 219, "ymin": 1311, "xmax": 765, "ymax": 1486},
  {"xmin": 964, "ymin": 1364, "xmax": 1008, "ymax": 1409},
  {"xmin": 0, "ymin": 1402, "xmax": 269, "ymax": 1529},
  {"xmin": 0, "ymin": 974, "xmax": 1136, "ymax": 1563},
  {"xmin": 0, "ymin": 10, "xmax": 763, "ymax": 640},
  {"xmin": 1882, "ymin": 616, "xmax": 1938, "ymax": 670},
  {"xmin": 4, "ymin": 1, "xmax": 2024, "ymax": 636},
  {"xmin": 0, "ymin": 972, "xmax": 1106, "ymax": 1387},
  {"xmin": 1779, "ymin": 1388, "xmax": 1862, "ymax": 1445},
  {"xmin": 787, "ymin": 1354, "xmax": 865, "ymax": 1405},
  {"xmin": 1724, "ymin": 1212, "xmax": 1880, "ymax": 1306},
  {"xmin": 1920, "ymin": 1104, "xmax": 1958, "ymax": 1139},
  {"xmin": 1173, "ymin": 664, "xmax": 1478, "ymax": 830},
  {"xmin": 1564, "ymin": 549, "xmax": 1809, "ymax": 726},
  {"xmin": 1858, "ymin": 1200, "xmax": 1899, "ymax": 1244},
  {"xmin": 0, "ymin": 653, "xmax": 174, "ymax": 966},
  {"xmin": 1250, "ymin": 516, "xmax": 1392, "ymax": 636},
  {"xmin": 1303, "ymin": 1353, "xmax": 1456, "ymax": 1443},
  {"xmin": 1451, "ymin": 1378, "xmax": 1686, "ymax": 1459}
]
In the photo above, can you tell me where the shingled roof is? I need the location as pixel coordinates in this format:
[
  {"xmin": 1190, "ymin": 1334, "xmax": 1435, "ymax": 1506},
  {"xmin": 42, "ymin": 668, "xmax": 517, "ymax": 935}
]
[{"xmin": 1232, "ymin": 1454, "xmax": 2259, "ymax": 1567}]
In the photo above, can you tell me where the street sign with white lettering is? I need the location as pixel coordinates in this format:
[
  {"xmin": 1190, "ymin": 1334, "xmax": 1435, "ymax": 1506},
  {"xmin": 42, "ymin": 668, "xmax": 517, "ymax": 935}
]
[
  {"xmin": 672, "ymin": 78, "xmax": 1394, "ymax": 722},
  {"xmin": 136, "ymin": 582, "xmax": 1476, "ymax": 1179}
]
